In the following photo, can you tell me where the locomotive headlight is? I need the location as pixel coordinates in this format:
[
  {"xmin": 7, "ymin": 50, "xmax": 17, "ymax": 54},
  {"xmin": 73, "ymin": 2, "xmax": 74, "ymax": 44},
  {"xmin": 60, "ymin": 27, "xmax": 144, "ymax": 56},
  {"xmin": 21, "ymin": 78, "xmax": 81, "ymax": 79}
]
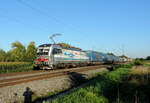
[{"xmin": 45, "ymin": 58, "xmax": 49, "ymax": 61}]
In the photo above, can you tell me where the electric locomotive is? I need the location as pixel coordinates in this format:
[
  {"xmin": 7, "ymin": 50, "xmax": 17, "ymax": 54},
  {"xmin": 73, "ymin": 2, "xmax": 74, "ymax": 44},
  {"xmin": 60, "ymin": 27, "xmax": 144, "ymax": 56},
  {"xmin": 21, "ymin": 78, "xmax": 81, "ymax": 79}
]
[{"xmin": 34, "ymin": 44, "xmax": 89, "ymax": 69}]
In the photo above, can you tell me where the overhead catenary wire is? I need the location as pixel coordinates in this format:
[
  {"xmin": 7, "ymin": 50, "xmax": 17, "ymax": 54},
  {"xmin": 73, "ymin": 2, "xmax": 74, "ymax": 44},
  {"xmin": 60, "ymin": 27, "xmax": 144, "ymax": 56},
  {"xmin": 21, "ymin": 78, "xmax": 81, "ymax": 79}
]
[
  {"xmin": 16, "ymin": 0, "xmax": 82, "ymax": 33},
  {"xmin": 1, "ymin": 0, "xmax": 101, "ymax": 52},
  {"xmin": 0, "ymin": 9, "xmax": 51, "ymax": 34}
]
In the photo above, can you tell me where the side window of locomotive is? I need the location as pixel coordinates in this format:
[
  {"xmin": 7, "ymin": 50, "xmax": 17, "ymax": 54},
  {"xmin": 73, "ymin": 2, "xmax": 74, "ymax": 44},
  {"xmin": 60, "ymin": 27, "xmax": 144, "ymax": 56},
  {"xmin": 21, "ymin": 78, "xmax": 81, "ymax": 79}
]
[
  {"xmin": 57, "ymin": 49, "xmax": 62, "ymax": 54},
  {"xmin": 52, "ymin": 48, "xmax": 57, "ymax": 54},
  {"xmin": 39, "ymin": 49, "xmax": 43, "ymax": 52},
  {"xmin": 52, "ymin": 48, "xmax": 62, "ymax": 54}
]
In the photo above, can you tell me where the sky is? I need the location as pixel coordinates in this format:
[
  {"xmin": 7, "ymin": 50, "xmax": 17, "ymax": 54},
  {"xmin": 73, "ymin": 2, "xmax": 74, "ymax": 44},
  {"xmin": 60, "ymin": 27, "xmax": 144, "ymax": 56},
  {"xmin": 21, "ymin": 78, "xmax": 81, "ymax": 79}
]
[{"xmin": 0, "ymin": 0, "xmax": 150, "ymax": 58}]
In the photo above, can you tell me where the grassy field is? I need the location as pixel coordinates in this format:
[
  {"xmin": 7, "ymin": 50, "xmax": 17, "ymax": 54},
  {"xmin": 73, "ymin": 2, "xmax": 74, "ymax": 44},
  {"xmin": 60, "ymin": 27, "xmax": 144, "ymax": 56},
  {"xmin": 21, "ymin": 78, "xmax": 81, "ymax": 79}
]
[
  {"xmin": 144, "ymin": 60, "xmax": 150, "ymax": 66},
  {"xmin": 44, "ymin": 61, "xmax": 150, "ymax": 103},
  {"xmin": 0, "ymin": 62, "xmax": 33, "ymax": 73}
]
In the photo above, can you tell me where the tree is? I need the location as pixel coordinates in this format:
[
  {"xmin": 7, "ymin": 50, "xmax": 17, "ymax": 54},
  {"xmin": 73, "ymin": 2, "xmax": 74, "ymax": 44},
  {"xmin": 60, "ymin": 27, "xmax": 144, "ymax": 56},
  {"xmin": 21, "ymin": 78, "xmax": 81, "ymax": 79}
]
[
  {"xmin": 5, "ymin": 50, "xmax": 15, "ymax": 62},
  {"xmin": 11, "ymin": 41, "xmax": 26, "ymax": 61},
  {"xmin": 0, "ymin": 41, "xmax": 37, "ymax": 62},
  {"xmin": 57, "ymin": 42, "xmax": 82, "ymax": 50},
  {"xmin": 107, "ymin": 52, "xmax": 115, "ymax": 56},
  {"xmin": 134, "ymin": 58, "xmax": 144, "ymax": 65},
  {"xmin": 146, "ymin": 56, "xmax": 150, "ymax": 60},
  {"xmin": 119, "ymin": 55, "xmax": 128, "ymax": 58},
  {"xmin": 26, "ymin": 41, "xmax": 37, "ymax": 62},
  {"xmin": 57, "ymin": 43, "xmax": 71, "ymax": 48},
  {"xmin": 0, "ymin": 49, "xmax": 15, "ymax": 62},
  {"xmin": 0, "ymin": 49, "xmax": 6, "ymax": 62}
]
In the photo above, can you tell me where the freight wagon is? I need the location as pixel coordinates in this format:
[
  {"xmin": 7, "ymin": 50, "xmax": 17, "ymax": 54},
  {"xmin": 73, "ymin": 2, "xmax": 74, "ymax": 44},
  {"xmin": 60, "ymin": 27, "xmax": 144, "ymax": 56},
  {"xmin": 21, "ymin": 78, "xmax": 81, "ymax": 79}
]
[{"xmin": 85, "ymin": 50, "xmax": 107, "ymax": 65}]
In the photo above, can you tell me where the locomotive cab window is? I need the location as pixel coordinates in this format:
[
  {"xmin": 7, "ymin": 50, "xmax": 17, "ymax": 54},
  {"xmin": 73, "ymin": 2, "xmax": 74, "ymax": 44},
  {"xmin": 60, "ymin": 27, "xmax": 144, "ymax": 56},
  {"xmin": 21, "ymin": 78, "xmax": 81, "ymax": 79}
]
[
  {"xmin": 37, "ymin": 52, "xmax": 48, "ymax": 55},
  {"xmin": 39, "ymin": 49, "xmax": 43, "ymax": 52},
  {"xmin": 52, "ymin": 48, "xmax": 62, "ymax": 54},
  {"xmin": 37, "ymin": 48, "xmax": 49, "ymax": 55}
]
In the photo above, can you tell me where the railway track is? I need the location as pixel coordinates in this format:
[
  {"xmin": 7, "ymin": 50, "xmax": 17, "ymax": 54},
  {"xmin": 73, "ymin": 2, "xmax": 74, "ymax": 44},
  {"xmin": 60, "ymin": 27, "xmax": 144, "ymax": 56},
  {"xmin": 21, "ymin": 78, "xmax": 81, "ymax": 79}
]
[{"xmin": 0, "ymin": 65, "xmax": 111, "ymax": 88}]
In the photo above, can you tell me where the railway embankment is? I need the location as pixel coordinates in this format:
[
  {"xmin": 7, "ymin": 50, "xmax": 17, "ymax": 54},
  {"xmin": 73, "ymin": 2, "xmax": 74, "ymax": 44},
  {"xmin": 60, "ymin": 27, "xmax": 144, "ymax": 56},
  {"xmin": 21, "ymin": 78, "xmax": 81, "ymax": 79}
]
[{"xmin": 0, "ymin": 65, "xmax": 109, "ymax": 103}]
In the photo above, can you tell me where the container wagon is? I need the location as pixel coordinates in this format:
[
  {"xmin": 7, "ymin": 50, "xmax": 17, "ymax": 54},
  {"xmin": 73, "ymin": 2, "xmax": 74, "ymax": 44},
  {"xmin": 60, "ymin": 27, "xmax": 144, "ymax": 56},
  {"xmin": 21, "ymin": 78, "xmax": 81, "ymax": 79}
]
[{"xmin": 85, "ymin": 50, "xmax": 107, "ymax": 65}]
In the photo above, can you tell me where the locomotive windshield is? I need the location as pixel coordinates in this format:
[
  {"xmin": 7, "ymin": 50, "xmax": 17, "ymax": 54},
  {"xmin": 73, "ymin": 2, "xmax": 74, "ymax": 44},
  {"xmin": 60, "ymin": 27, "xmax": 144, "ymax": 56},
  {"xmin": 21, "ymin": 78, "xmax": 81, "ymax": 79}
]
[
  {"xmin": 37, "ymin": 52, "xmax": 49, "ymax": 55},
  {"xmin": 37, "ymin": 48, "xmax": 50, "ymax": 55}
]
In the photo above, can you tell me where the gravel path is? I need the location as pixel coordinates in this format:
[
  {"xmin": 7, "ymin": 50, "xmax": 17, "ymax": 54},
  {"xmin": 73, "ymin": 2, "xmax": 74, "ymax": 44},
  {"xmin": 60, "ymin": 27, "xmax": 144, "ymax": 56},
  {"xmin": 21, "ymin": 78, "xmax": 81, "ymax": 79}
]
[{"xmin": 0, "ymin": 67, "xmax": 108, "ymax": 103}]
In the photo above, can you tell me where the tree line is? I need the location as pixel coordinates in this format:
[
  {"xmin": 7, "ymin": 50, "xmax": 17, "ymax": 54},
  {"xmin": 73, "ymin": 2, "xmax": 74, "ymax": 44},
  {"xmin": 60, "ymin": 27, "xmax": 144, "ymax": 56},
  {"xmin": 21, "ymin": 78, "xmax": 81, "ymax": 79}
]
[
  {"xmin": 1, "ymin": 41, "xmax": 149, "ymax": 62},
  {"xmin": 0, "ymin": 41, "xmax": 37, "ymax": 62}
]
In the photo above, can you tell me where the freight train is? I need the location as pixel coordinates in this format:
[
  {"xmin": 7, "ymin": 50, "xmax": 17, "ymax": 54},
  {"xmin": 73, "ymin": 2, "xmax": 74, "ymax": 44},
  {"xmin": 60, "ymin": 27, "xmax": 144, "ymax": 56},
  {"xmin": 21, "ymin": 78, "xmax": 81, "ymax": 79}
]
[{"xmin": 34, "ymin": 44, "xmax": 125, "ymax": 69}]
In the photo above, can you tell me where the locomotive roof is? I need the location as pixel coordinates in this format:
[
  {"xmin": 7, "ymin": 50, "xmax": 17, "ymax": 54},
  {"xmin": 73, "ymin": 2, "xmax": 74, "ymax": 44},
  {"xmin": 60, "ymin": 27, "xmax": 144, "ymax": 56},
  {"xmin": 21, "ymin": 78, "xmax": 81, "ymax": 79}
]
[
  {"xmin": 38, "ymin": 44, "xmax": 82, "ymax": 51},
  {"xmin": 39, "ymin": 44, "xmax": 51, "ymax": 47},
  {"xmin": 85, "ymin": 50, "xmax": 105, "ymax": 54},
  {"xmin": 61, "ymin": 46, "xmax": 82, "ymax": 51}
]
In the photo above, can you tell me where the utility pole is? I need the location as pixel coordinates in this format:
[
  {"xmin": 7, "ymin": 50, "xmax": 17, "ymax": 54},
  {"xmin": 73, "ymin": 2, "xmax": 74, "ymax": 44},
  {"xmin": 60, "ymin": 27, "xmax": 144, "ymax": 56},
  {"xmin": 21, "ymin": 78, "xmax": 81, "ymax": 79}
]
[{"xmin": 50, "ymin": 33, "xmax": 62, "ymax": 44}]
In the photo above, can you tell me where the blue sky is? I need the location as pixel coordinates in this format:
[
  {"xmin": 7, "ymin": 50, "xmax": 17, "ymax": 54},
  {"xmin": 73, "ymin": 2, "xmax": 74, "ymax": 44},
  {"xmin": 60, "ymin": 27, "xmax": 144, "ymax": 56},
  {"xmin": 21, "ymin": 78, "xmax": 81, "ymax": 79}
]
[{"xmin": 0, "ymin": 0, "xmax": 150, "ymax": 58}]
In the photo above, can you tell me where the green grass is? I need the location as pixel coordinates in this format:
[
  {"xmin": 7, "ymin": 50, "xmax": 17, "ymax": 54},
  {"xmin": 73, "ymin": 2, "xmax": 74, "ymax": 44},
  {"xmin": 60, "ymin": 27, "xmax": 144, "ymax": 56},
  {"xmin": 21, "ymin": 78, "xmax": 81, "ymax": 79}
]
[
  {"xmin": 0, "ymin": 62, "xmax": 33, "ymax": 73},
  {"xmin": 44, "ymin": 65, "xmax": 131, "ymax": 103},
  {"xmin": 43, "ymin": 62, "xmax": 150, "ymax": 103},
  {"xmin": 143, "ymin": 60, "xmax": 150, "ymax": 67},
  {"xmin": 116, "ymin": 62, "xmax": 134, "ymax": 69}
]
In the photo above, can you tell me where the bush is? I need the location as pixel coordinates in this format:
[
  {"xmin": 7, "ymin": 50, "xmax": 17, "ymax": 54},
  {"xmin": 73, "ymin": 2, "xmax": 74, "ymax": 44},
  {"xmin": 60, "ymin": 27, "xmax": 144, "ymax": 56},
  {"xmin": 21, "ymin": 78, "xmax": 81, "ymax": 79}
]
[
  {"xmin": 133, "ymin": 59, "xmax": 144, "ymax": 66},
  {"xmin": 117, "ymin": 63, "xmax": 134, "ymax": 68}
]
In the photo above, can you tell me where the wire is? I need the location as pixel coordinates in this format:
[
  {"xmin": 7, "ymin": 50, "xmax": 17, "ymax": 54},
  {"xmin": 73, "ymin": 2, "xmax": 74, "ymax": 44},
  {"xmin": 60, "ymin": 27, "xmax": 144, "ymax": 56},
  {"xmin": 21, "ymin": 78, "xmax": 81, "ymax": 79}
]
[
  {"xmin": 0, "ymin": 9, "xmax": 50, "ymax": 33},
  {"xmin": 0, "ymin": 14, "xmax": 22, "ymax": 24},
  {"xmin": 16, "ymin": 0, "xmax": 82, "ymax": 33}
]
